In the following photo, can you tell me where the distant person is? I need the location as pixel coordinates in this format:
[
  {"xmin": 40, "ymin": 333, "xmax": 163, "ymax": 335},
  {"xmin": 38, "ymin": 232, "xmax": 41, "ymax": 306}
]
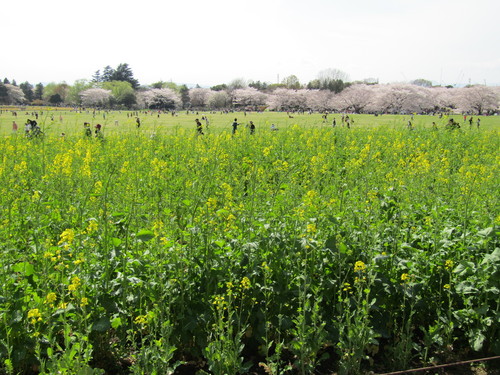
[
  {"xmin": 95, "ymin": 124, "xmax": 102, "ymax": 136},
  {"xmin": 271, "ymin": 124, "xmax": 278, "ymax": 131},
  {"xmin": 469, "ymin": 117, "xmax": 473, "ymax": 127},
  {"xmin": 136, "ymin": 117, "xmax": 141, "ymax": 128},
  {"xmin": 84, "ymin": 122, "xmax": 92, "ymax": 137},
  {"xmin": 476, "ymin": 118, "xmax": 480, "ymax": 128},
  {"xmin": 12, "ymin": 121, "xmax": 18, "ymax": 132},
  {"xmin": 332, "ymin": 118, "xmax": 336, "ymax": 127},
  {"xmin": 232, "ymin": 118, "xmax": 240, "ymax": 134},
  {"xmin": 249, "ymin": 121, "xmax": 255, "ymax": 134},
  {"xmin": 195, "ymin": 118, "xmax": 204, "ymax": 135}
]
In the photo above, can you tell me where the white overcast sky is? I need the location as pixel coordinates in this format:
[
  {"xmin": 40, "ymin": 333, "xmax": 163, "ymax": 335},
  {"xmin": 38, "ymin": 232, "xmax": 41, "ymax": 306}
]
[{"xmin": 2, "ymin": 0, "xmax": 499, "ymax": 87}]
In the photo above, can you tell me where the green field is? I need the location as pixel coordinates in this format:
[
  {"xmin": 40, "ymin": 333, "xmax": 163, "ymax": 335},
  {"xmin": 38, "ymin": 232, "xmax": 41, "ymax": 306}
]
[
  {"xmin": 1, "ymin": 108, "xmax": 498, "ymax": 137},
  {"xmin": 0, "ymin": 108, "xmax": 499, "ymax": 374}
]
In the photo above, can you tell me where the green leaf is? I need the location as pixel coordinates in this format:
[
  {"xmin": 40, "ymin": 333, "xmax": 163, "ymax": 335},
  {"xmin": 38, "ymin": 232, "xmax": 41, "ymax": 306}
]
[
  {"xmin": 92, "ymin": 316, "xmax": 111, "ymax": 332},
  {"xmin": 136, "ymin": 229, "xmax": 155, "ymax": 242},
  {"xmin": 111, "ymin": 316, "xmax": 122, "ymax": 329},
  {"xmin": 111, "ymin": 237, "xmax": 122, "ymax": 247},
  {"xmin": 338, "ymin": 243, "xmax": 348, "ymax": 254},
  {"xmin": 12, "ymin": 262, "xmax": 34, "ymax": 276},
  {"xmin": 472, "ymin": 332, "xmax": 485, "ymax": 351},
  {"xmin": 214, "ymin": 239, "xmax": 226, "ymax": 248}
]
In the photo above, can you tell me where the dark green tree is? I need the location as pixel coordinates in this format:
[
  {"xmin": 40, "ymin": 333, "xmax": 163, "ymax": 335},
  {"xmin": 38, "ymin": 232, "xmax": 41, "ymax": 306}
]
[
  {"xmin": 20, "ymin": 82, "xmax": 34, "ymax": 103},
  {"xmin": 411, "ymin": 78, "xmax": 433, "ymax": 87},
  {"xmin": 49, "ymin": 94, "xmax": 63, "ymax": 105},
  {"xmin": 3, "ymin": 78, "xmax": 10, "ymax": 84},
  {"xmin": 92, "ymin": 70, "xmax": 102, "ymax": 83},
  {"xmin": 34, "ymin": 83, "xmax": 44, "ymax": 100},
  {"xmin": 12, "ymin": 79, "xmax": 17, "ymax": 86},
  {"xmin": 179, "ymin": 84, "xmax": 190, "ymax": 109},
  {"xmin": 0, "ymin": 83, "xmax": 8, "ymax": 103},
  {"xmin": 102, "ymin": 66, "xmax": 115, "ymax": 82},
  {"xmin": 151, "ymin": 81, "xmax": 166, "ymax": 89},
  {"xmin": 210, "ymin": 83, "xmax": 228, "ymax": 91},
  {"xmin": 249, "ymin": 80, "xmax": 269, "ymax": 91},
  {"xmin": 307, "ymin": 79, "xmax": 321, "ymax": 89},
  {"xmin": 111, "ymin": 63, "xmax": 139, "ymax": 89}
]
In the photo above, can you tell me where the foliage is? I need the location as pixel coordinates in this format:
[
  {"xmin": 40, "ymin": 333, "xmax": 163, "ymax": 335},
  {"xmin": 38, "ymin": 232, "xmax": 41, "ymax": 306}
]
[
  {"xmin": 0, "ymin": 110, "xmax": 499, "ymax": 374},
  {"xmin": 101, "ymin": 81, "xmax": 136, "ymax": 108}
]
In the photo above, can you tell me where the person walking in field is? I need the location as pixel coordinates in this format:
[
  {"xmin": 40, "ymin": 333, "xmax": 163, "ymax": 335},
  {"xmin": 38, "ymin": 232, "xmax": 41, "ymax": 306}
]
[
  {"xmin": 95, "ymin": 124, "xmax": 102, "ymax": 137},
  {"xmin": 476, "ymin": 118, "xmax": 480, "ymax": 128},
  {"xmin": 332, "ymin": 118, "xmax": 336, "ymax": 127},
  {"xmin": 136, "ymin": 117, "xmax": 141, "ymax": 128},
  {"xmin": 12, "ymin": 121, "xmax": 18, "ymax": 132},
  {"xmin": 195, "ymin": 119, "xmax": 204, "ymax": 135},
  {"xmin": 232, "ymin": 118, "xmax": 240, "ymax": 135},
  {"xmin": 249, "ymin": 121, "xmax": 256, "ymax": 134},
  {"xmin": 84, "ymin": 122, "xmax": 92, "ymax": 137}
]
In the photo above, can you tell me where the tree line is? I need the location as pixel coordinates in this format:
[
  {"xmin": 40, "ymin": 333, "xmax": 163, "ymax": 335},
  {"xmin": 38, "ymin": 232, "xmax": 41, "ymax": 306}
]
[{"xmin": 1, "ymin": 64, "xmax": 499, "ymax": 115}]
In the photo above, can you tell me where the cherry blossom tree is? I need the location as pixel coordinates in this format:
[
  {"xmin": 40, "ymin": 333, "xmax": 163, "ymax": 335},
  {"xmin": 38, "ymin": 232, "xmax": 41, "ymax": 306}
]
[
  {"xmin": 207, "ymin": 91, "xmax": 231, "ymax": 109},
  {"xmin": 306, "ymin": 90, "xmax": 334, "ymax": 112},
  {"xmin": 455, "ymin": 85, "xmax": 499, "ymax": 114},
  {"xmin": 427, "ymin": 87, "xmax": 457, "ymax": 112},
  {"xmin": 232, "ymin": 88, "xmax": 268, "ymax": 109},
  {"xmin": 267, "ymin": 89, "xmax": 310, "ymax": 111},
  {"xmin": 137, "ymin": 88, "xmax": 181, "ymax": 110},
  {"xmin": 189, "ymin": 88, "xmax": 212, "ymax": 108},
  {"xmin": 333, "ymin": 84, "xmax": 375, "ymax": 113},
  {"xmin": 3, "ymin": 84, "xmax": 26, "ymax": 104},
  {"xmin": 80, "ymin": 88, "xmax": 112, "ymax": 107},
  {"xmin": 372, "ymin": 84, "xmax": 432, "ymax": 114}
]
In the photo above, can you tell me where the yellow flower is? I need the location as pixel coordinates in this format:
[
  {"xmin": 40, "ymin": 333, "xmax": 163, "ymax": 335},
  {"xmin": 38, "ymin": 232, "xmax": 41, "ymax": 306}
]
[
  {"xmin": 27, "ymin": 309, "xmax": 42, "ymax": 324},
  {"xmin": 57, "ymin": 302, "xmax": 68, "ymax": 310},
  {"xmin": 306, "ymin": 223, "xmax": 317, "ymax": 234},
  {"xmin": 27, "ymin": 308, "xmax": 41, "ymax": 319},
  {"xmin": 443, "ymin": 284, "xmax": 451, "ymax": 289},
  {"xmin": 240, "ymin": 276, "xmax": 251, "ymax": 290},
  {"xmin": 85, "ymin": 219, "xmax": 98, "ymax": 235},
  {"xmin": 401, "ymin": 273, "xmax": 410, "ymax": 282},
  {"xmin": 58, "ymin": 228, "xmax": 75, "ymax": 247},
  {"xmin": 45, "ymin": 292, "xmax": 57, "ymax": 304},
  {"xmin": 80, "ymin": 297, "xmax": 89, "ymax": 307},
  {"xmin": 71, "ymin": 276, "xmax": 81, "ymax": 286},
  {"xmin": 354, "ymin": 260, "xmax": 366, "ymax": 273},
  {"xmin": 134, "ymin": 315, "xmax": 148, "ymax": 325},
  {"xmin": 444, "ymin": 259, "xmax": 454, "ymax": 270}
]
